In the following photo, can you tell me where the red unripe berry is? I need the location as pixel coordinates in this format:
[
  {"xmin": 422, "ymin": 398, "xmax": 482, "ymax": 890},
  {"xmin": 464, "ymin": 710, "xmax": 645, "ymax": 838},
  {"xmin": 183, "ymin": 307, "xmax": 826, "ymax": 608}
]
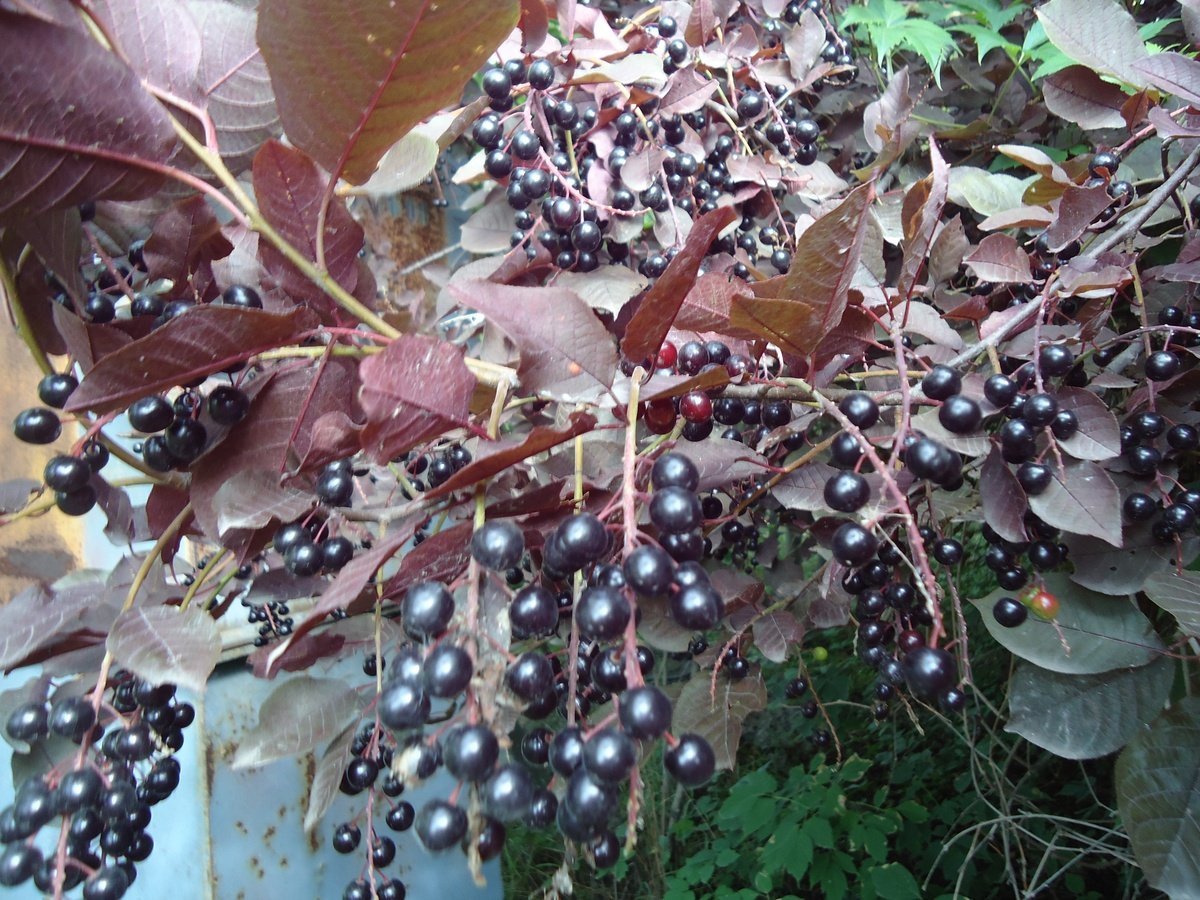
[
  {"xmin": 643, "ymin": 398, "xmax": 677, "ymax": 434},
  {"xmin": 656, "ymin": 342, "xmax": 678, "ymax": 370},
  {"xmin": 679, "ymin": 391, "xmax": 713, "ymax": 423}
]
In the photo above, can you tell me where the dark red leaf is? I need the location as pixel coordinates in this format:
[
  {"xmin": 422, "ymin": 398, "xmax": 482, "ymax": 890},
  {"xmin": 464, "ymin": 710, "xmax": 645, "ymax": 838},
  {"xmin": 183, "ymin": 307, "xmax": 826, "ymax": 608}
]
[
  {"xmin": 980, "ymin": 448, "xmax": 1027, "ymax": 543},
  {"xmin": 449, "ymin": 280, "xmax": 617, "ymax": 398},
  {"xmin": 257, "ymin": 0, "xmax": 518, "ymax": 185},
  {"xmin": 660, "ymin": 68, "xmax": 719, "ymax": 115},
  {"xmin": 685, "ymin": 0, "xmax": 719, "ymax": 45},
  {"xmin": 144, "ymin": 195, "xmax": 233, "ymax": 289},
  {"xmin": 92, "ymin": 0, "xmax": 203, "ymax": 104},
  {"xmin": 51, "ymin": 304, "xmax": 133, "ymax": 374},
  {"xmin": 424, "ymin": 411, "xmax": 597, "ymax": 500},
  {"xmin": 249, "ymin": 630, "xmax": 347, "ymax": 679},
  {"xmin": 620, "ymin": 205, "xmax": 739, "ymax": 362},
  {"xmin": 65, "ymin": 306, "xmax": 319, "ymax": 413},
  {"xmin": 380, "ymin": 523, "xmax": 473, "ymax": 602},
  {"xmin": 12, "ymin": 208, "xmax": 84, "ymax": 300},
  {"xmin": 963, "ymin": 233, "xmax": 1034, "ymax": 284},
  {"xmin": 252, "ymin": 141, "xmax": 363, "ymax": 317},
  {"xmin": 358, "ymin": 335, "xmax": 475, "ymax": 464},
  {"xmin": 0, "ymin": 12, "xmax": 177, "ymax": 220},
  {"xmin": 1132, "ymin": 52, "xmax": 1200, "ymax": 106},
  {"xmin": 897, "ymin": 139, "xmax": 948, "ymax": 299},
  {"xmin": 1043, "ymin": 186, "xmax": 1113, "ymax": 251},
  {"xmin": 1042, "ymin": 66, "xmax": 1127, "ymax": 131}
]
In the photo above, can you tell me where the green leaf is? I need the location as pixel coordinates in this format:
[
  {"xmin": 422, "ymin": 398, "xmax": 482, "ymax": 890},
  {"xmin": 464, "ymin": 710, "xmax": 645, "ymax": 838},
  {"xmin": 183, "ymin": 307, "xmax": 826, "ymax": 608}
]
[
  {"xmin": 753, "ymin": 870, "xmax": 774, "ymax": 894},
  {"xmin": 951, "ymin": 23, "xmax": 1020, "ymax": 64},
  {"xmin": 1116, "ymin": 697, "xmax": 1200, "ymax": 896},
  {"xmin": 896, "ymin": 799, "xmax": 930, "ymax": 823},
  {"xmin": 803, "ymin": 817, "xmax": 835, "ymax": 849},
  {"xmin": 968, "ymin": 572, "xmax": 1164, "ymax": 674},
  {"xmin": 869, "ymin": 863, "xmax": 923, "ymax": 900},
  {"xmin": 1005, "ymin": 656, "xmax": 1174, "ymax": 759}
]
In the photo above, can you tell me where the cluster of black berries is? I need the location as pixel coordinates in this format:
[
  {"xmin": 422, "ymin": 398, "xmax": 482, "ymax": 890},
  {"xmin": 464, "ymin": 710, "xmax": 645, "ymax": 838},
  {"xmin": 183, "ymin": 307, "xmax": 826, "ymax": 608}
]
[
  {"xmin": 272, "ymin": 513, "xmax": 357, "ymax": 580},
  {"xmin": 1, "ymin": 678, "xmax": 193, "ymax": 898},
  {"xmin": 464, "ymin": 5, "xmax": 854, "ymax": 282}
]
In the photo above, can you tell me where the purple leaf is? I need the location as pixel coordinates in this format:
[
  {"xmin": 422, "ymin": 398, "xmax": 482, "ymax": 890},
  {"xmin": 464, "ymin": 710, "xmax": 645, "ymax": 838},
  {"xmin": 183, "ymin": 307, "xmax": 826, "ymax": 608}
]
[
  {"xmin": 1132, "ymin": 52, "xmax": 1200, "ymax": 106},
  {"xmin": 963, "ymin": 233, "xmax": 1033, "ymax": 284},
  {"xmin": 674, "ymin": 438, "xmax": 769, "ymax": 492},
  {"xmin": 660, "ymin": 68, "xmax": 719, "ymax": 114},
  {"xmin": 897, "ymin": 139, "xmax": 949, "ymax": 299},
  {"xmin": 1055, "ymin": 388, "xmax": 1121, "ymax": 461},
  {"xmin": 65, "ymin": 306, "xmax": 319, "ymax": 414},
  {"xmin": 751, "ymin": 611, "xmax": 803, "ymax": 663},
  {"xmin": 143, "ymin": 195, "xmax": 233, "ymax": 289},
  {"xmin": 1035, "ymin": 0, "xmax": 1149, "ymax": 89},
  {"xmin": 671, "ymin": 671, "xmax": 767, "ymax": 770},
  {"xmin": 1043, "ymin": 186, "xmax": 1113, "ymax": 251},
  {"xmin": 257, "ymin": 0, "xmax": 519, "ymax": 185},
  {"xmin": 733, "ymin": 182, "xmax": 876, "ymax": 357},
  {"xmin": 450, "ymin": 280, "xmax": 617, "ymax": 399},
  {"xmin": 0, "ymin": 12, "xmax": 178, "ymax": 220},
  {"xmin": 189, "ymin": 0, "xmax": 281, "ymax": 175},
  {"xmin": 358, "ymin": 335, "xmax": 475, "ymax": 464},
  {"xmin": 92, "ymin": 0, "xmax": 203, "ymax": 104},
  {"xmin": 231, "ymin": 676, "xmax": 363, "ymax": 768},
  {"xmin": 980, "ymin": 448, "xmax": 1028, "ymax": 543},
  {"xmin": 252, "ymin": 141, "xmax": 363, "ymax": 314},
  {"xmin": 0, "ymin": 584, "xmax": 93, "ymax": 670},
  {"xmin": 1043, "ymin": 66, "xmax": 1127, "ymax": 131},
  {"xmin": 106, "ymin": 605, "xmax": 221, "ymax": 694},
  {"xmin": 1028, "ymin": 460, "xmax": 1122, "ymax": 547},
  {"xmin": 772, "ymin": 461, "xmax": 839, "ymax": 512},
  {"xmin": 382, "ymin": 523, "xmax": 473, "ymax": 602},
  {"xmin": 303, "ymin": 723, "xmax": 357, "ymax": 833},
  {"xmin": 621, "ymin": 205, "xmax": 739, "ymax": 362},
  {"xmin": 12, "ymin": 208, "xmax": 84, "ymax": 300},
  {"xmin": 212, "ymin": 470, "xmax": 314, "ymax": 536}
]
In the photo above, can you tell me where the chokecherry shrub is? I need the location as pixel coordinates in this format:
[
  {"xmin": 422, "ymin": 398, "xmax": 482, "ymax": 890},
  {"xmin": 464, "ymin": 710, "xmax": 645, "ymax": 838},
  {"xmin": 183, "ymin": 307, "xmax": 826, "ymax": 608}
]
[{"xmin": 1, "ymin": 0, "xmax": 1198, "ymax": 897}]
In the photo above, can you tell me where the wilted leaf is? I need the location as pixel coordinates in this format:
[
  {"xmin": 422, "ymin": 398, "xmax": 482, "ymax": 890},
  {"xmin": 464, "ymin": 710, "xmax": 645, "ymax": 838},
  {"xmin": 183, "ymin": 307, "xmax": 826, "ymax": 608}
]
[
  {"xmin": 1116, "ymin": 698, "xmax": 1200, "ymax": 897},
  {"xmin": 0, "ymin": 13, "xmax": 178, "ymax": 220},
  {"xmin": 1028, "ymin": 460, "xmax": 1122, "ymax": 546},
  {"xmin": 66, "ymin": 306, "xmax": 319, "ymax": 414},
  {"xmin": 621, "ymin": 206, "xmax": 739, "ymax": 362},
  {"xmin": 231, "ymin": 675, "xmax": 363, "ymax": 768},
  {"xmin": 106, "ymin": 606, "xmax": 221, "ymax": 694},
  {"xmin": 1143, "ymin": 568, "xmax": 1200, "ymax": 637},
  {"xmin": 189, "ymin": 0, "xmax": 281, "ymax": 174},
  {"xmin": 928, "ymin": 217, "xmax": 968, "ymax": 287},
  {"xmin": 969, "ymin": 572, "xmax": 1163, "ymax": 674},
  {"xmin": 304, "ymin": 722, "xmax": 358, "ymax": 833},
  {"xmin": 1036, "ymin": 0, "xmax": 1148, "ymax": 88},
  {"xmin": 358, "ymin": 334, "xmax": 475, "ymax": 464},
  {"xmin": 1043, "ymin": 66, "xmax": 1128, "ymax": 131},
  {"xmin": 425, "ymin": 411, "xmax": 597, "ymax": 499},
  {"xmin": 1054, "ymin": 388, "xmax": 1121, "ymax": 461},
  {"xmin": 517, "ymin": 0, "xmax": 549, "ymax": 51},
  {"xmin": 257, "ymin": 0, "xmax": 518, "ymax": 184},
  {"xmin": 1006, "ymin": 656, "xmax": 1172, "ymax": 759},
  {"xmin": 672, "ymin": 672, "xmax": 768, "ymax": 770},
  {"xmin": 451, "ymin": 280, "xmax": 618, "ymax": 399},
  {"xmin": 963, "ymin": 233, "xmax": 1033, "ymax": 283},
  {"xmin": 554, "ymin": 268, "xmax": 648, "ymax": 316}
]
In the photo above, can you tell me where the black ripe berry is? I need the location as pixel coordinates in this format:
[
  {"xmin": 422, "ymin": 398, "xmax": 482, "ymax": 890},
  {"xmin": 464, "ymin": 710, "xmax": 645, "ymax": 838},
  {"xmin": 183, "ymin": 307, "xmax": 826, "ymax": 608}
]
[
  {"xmin": 838, "ymin": 392, "xmax": 879, "ymax": 429},
  {"xmin": 471, "ymin": 520, "xmax": 525, "ymax": 571},
  {"xmin": 13, "ymin": 408, "xmax": 61, "ymax": 444},
  {"xmin": 823, "ymin": 471, "xmax": 870, "ymax": 512},
  {"xmin": 221, "ymin": 284, "xmax": 263, "ymax": 308},
  {"xmin": 1145, "ymin": 350, "xmax": 1180, "ymax": 382},
  {"xmin": 831, "ymin": 522, "xmax": 877, "ymax": 566},
  {"xmin": 938, "ymin": 395, "xmax": 982, "ymax": 434},
  {"xmin": 921, "ymin": 365, "xmax": 962, "ymax": 400},
  {"xmin": 902, "ymin": 646, "xmax": 957, "ymax": 698},
  {"xmin": 37, "ymin": 373, "xmax": 78, "ymax": 409},
  {"xmin": 128, "ymin": 396, "xmax": 174, "ymax": 433},
  {"xmin": 208, "ymin": 386, "xmax": 249, "ymax": 425},
  {"xmin": 993, "ymin": 596, "xmax": 1028, "ymax": 628}
]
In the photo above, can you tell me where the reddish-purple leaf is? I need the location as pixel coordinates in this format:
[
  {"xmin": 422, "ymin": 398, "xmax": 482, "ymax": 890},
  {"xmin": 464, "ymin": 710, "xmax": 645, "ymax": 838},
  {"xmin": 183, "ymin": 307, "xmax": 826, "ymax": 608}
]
[
  {"xmin": 253, "ymin": 141, "xmax": 363, "ymax": 313},
  {"xmin": 671, "ymin": 671, "xmax": 767, "ymax": 770},
  {"xmin": 1028, "ymin": 461, "xmax": 1122, "ymax": 547},
  {"xmin": 685, "ymin": 0, "xmax": 719, "ymax": 46},
  {"xmin": 1132, "ymin": 52, "xmax": 1200, "ymax": 106},
  {"xmin": 1055, "ymin": 388, "xmax": 1121, "ymax": 461},
  {"xmin": 425, "ymin": 412, "xmax": 597, "ymax": 500},
  {"xmin": 980, "ymin": 448, "xmax": 1028, "ymax": 543},
  {"xmin": 232, "ymin": 676, "xmax": 363, "ymax": 768},
  {"xmin": 734, "ymin": 182, "xmax": 875, "ymax": 358},
  {"xmin": 674, "ymin": 438, "xmax": 768, "ymax": 492},
  {"xmin": 660, "ymin": 68, "xmax": 719, "ymax": 114},
  {"xmin": 1044, "ymin": 186, "xmax": 1113, "ymax": 251},
  {"xmin": 752, "ymin": 611, "xmax": 803, "ymax": 663},
  {"xmin": 0, "ymin": 13, "xmax": 178, "ymax": 220},
  {"xmin": 897, "ymin": 139, "xmax": 948, "ymax": 299},
  {"xmin": 212, "ymin": 470, "xmax": 314, "ymax": 536},
  {"xmin": 358, "ymin": 335, "xmax": 474, "ymax": 464},
  {"xmin": 265, "ymin": 526, "xmax": 418, "ymax": 673},
  {"xmin": 12, "ymin": 208, "xmax": 84, "ymax": 300},
  {"xmin": 449, "ymin": 280, "xmax": 617, "ymax": 398},
  {"xmin": 773, "ymin": 461, "xmax": 839, "ymax": 512},
  {"xmin": 1043, "ymin": 66, "xmax": 1127, "ymax": 131},
  {"xmin": 92, "ymin": 0, "xmax": 203, "ymax": 104},
  {"xmin": 106, "ymin": 606, "xmax": 221, "ymax": 695},
  {"xmin": 1036, "ymin": 0, "xmax": 1149, "ymax": 89},
  {"xmin": 963, "ymin": 233, "xmax": 1033, "ymax": 284},
  {"xmin": 676, "ymin": 272, "xmax": 754, "ymax": 334},
  {"xmin": 257, "ymin": 0, "xmax": 518, "ymax": 185},
  {"xmin": 518, "ymin": 0, "xmax": 550, "ymax": 51},
  {"xmin": 66, "ymin": 306, "xmax": 319, "ymax": 413},
  {"xmin": 303, "ymin": 723, "xmax": 357, "ymax": 833},
  {"xmin": 381, "ymin": 523, "xmax": 473, "ymax": 602},
  {"xmin": 621, "ymin": 206, "xmax": 739, "ymax": 362},
  {"xmin": 189, "ymin": 0, "xmax": 281, "ymax": 175},
  {"xmin": 144, "ymin": 195, "xmax": 233, "ymax": 289},
  {"xmin": 0, "ymin": 584, "xmax": 94, "ymax": 670}
]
